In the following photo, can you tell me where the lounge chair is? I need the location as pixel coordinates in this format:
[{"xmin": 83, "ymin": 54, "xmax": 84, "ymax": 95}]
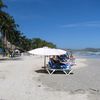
[
  {"xmin": 58, "ymin": 54, "xmax": 76, "ymax": 66},
  {"xmin": 46, "ymin": 60, "xmax": 73, "ymax": 75}
]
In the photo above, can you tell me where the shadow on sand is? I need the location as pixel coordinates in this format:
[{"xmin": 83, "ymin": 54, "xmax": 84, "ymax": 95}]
[
  {"xmin": 35, "ymin": 69, "xmax": 48, "ymax": 74},
  {"xmin": 0, "ymin": 57, "xmax": 23, "ymax": 61},
  {"xmin": 35, "ymin": 68, "xmax": 74, "ymax": 75}
]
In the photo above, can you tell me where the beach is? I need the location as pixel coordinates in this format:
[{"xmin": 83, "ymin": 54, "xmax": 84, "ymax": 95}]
[{"xmin": 0, "ymin": 55, "xmax": 100, "ymax": 100}]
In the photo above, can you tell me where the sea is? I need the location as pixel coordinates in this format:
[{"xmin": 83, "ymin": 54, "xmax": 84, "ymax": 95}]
[{"xmin": 74, "ymin": 51, "xmax": 100, "ymax": 59}]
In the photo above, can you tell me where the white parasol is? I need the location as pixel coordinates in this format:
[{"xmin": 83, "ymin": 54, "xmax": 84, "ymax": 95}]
[{"xmin": 28, "ymin": 47, "xmax": 66, "ymax": 66}]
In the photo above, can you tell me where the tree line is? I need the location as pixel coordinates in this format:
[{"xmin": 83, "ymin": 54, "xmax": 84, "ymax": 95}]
[{"xmin": 0, "ymin": 0, "xmax": 56, "ymax": 54}]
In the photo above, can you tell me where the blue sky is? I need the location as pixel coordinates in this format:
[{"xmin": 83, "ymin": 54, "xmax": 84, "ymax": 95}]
[{"xmin": 3, "ymin": 0, "xmax": 100, "ymax": 49}]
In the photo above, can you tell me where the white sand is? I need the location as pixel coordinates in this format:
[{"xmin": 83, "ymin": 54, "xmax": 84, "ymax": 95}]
[
  {"xmin": 0, "ymin": 55, "xmax": 89, "ymax": 100},
  {"xmin": 73, "ymin": 58, "xmax": 87, "ymax": 69}
]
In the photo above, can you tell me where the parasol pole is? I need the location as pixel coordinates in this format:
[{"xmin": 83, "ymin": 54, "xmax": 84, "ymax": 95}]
[{"xmin": 44, "ymin": 56, "xmax": 46, "ymax": 67}]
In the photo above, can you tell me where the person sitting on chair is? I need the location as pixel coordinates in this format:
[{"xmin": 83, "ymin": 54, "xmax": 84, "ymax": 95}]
[{"xmin": 49, "ymin": 56, "xmax": 60, "ymax": 69}]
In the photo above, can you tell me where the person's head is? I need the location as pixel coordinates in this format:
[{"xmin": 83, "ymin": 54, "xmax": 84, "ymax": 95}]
[
  {"xmin": 70, "ymin": 54, "xmax": 74, "ymax": 58},
  {"xmin": 52, "ymin": 55, "xmax": 56, "ymax": 59}
]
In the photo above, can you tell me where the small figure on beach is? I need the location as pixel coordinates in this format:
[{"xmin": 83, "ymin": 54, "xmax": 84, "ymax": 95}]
[{"xmin": 69, "ymin": 53, "xmax": 76, "ymax": 65}]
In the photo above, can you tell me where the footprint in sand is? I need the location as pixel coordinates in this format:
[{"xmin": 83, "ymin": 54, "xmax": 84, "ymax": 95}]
[
  {"xmin": 70, "ymin": 89, "xmax": 85, "ymax": 94},
  {"xmin": 0, "ymin": 75, "xmax": 6, "ymax": 80},
  {"xmin": 0, "ymin": 72, "xmax": 6, "ymax": 80},
  {"xmin": 88, "ymin": 88, "xmax": 100, "ymax": 95},
  {"xmin": 0, "ymin": 71, "xmax": 8, "ymax": 80},
  {"xmin": 38, "ymin": 85, "xmax": 41, "ymax": 87},
  {"xmin": 0, "ymin": 98, "xmax": 5, "ymax": 100}
]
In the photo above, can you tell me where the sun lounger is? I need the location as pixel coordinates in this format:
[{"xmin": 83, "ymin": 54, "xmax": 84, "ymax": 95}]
[{"xmin": 46, "ymin": 60, "xmax": 73, "ymax": 75}]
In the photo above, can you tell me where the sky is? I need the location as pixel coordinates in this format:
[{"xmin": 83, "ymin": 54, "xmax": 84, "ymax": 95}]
[{"xmin": 3, "ymin": 0, "xmax": 100, "ymax": 49}]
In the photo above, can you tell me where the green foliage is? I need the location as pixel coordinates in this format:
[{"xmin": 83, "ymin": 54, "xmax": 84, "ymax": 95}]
[
  {"xmin": 0, "ymin": 0, "xmax": 56, "ymax": 53},
  {"xmin": 31, "ymin": 38, "xmax": 56, "ymax": 49},
  {"xmin": 0, "ymin": 0, "xmax": 7, "ymax": 11},
  {"xmin": 0, "ymin": 38, "xmax": 2, "ymax": 48},
  {"xmin": 18, "ymin": 36, "xmax": 32, "ymax": 51}
]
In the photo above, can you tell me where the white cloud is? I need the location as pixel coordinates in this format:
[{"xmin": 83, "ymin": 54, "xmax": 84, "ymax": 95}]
[{"xmin": 60, "ymin": 21, "xmax": 100, "ymax": 28}]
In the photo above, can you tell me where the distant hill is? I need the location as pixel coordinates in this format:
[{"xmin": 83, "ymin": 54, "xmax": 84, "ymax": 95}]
[{"xmin": 71, "ymin": 48, "xmax": 100, "ymax": 52}]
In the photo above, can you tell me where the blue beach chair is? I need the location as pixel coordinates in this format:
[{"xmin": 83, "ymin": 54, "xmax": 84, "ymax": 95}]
[{"xmin": 46, "ymin": 59, "xmax": 73, "ymax": 75}]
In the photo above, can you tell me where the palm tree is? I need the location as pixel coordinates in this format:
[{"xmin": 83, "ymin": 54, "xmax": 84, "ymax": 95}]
[
  {"xmin": 3, "ymin": 16, "xmax": 19, "ymax": 51},
  {"xmin": 0, "ymin": 0, "xmax": 19, "ymax": 54},
  {"xmin": 31, "ymin": 38, "xmax": 56, "ymax": 49},
  {"xmin": 0, "ymin": 0, "xmax": 7, "ymax": 11},
  {"xmin": 0, "ymin": 0, "xmax": 56, "ymax": 53},
  {"xmin": 0, "ymin": 0, "xmax": 8, "ymax": 54}
]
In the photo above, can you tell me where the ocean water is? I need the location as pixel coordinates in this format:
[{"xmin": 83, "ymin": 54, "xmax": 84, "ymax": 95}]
[{"xmin": 74, "ymin": 51, "xmax": 100, "ymax": 59}]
